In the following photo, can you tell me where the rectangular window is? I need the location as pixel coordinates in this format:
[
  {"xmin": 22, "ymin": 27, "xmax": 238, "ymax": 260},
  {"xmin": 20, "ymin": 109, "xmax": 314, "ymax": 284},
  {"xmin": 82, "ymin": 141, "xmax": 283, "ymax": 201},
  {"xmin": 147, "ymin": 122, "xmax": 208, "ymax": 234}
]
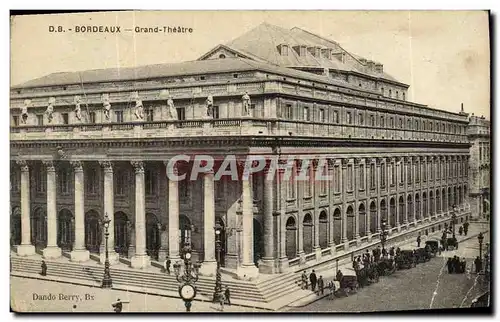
[
  {"xmin": 13, "ymin": 115, "xmax": 19, "ymax": 126},
  {"xmin": 415, "ymin": 163, "xmax": 419, "ymax": 183},
  {"xmin": 359, "ymin": 165, "xmax": 365, "ymax": 190},
  {"xmin": 176, "ymin": 107, "xmax": 186, "ymax": 121},
  {"xmin": 10, "ymin": 169, "xmax": 19, "ymax": 192},
  {"xmin": 320, "ymin": 176, "xmax": 327, "ymax": 195},
  {"xmin": 319, "ymin": 109, "xmax": 325, "ymax": 122},
  {"xmin": 479, "ymin": 146, "xmax": 482, "ymax": 161},
  {"xmin": 115, "ymin": 111, "xmax": 124, "ymax": 123},
  {"xmin": 334, "ymin": 166, "xmax": 340, "ymax": 193},
  {"xmin": 215, "ymin": 180, "xmax": 225, "ymax": 199},
  {"xmin": 287, "ymin": 173, "xmax": 296, "ymax": 199},
  {"xmin": 407, "ymin": 162, "xmax": 412, "ymax": 183},
  {"xmin": 281, "ymin": 45, "xmax": 288, "ymax": 56},
  {"xmin": 303, "ymin": 106, "xmax": 310, "ymax": 121},
  {"xmin": 285, "ymin": 104, "xmax": 293, "ymax": 119},
  {"xmin": 399, "ymin": 118, "xmax": 403, "ymax": 128},
  {"xmin": 333, "ymin": 110, "xmax": 339, "ymax": 124},
  {"xmin": 359, "ymin": 113, "xmax": 364, "ymax": 125},
  {"xmin": 370, "ymin": 115, "xmax": 375, "ymax": 127},
  {"xmin": 37, "ymin": 114, "xmax": 44, "ymax": 126},
  {"xmin": 36, "ymin": 167, "xmax": 46, "ymax": 193},
  {"xmin": 58, "ymin": 168, "xmax": 70, "ymax": 194},
  {"xmin": 146, "ymin": 109, "xmax": 154, "ymax": 122},
  {"xmin": 370, "ymin": 163, "xmax": 375, "ymax": 189},
  {"xmin": 400, "ymin": 162, "xmax": 404, "ymax": 183},
  {"xmin": 145, "ymin": 168, "xmax": 157, "ymax": 196},
  {"xmin": 304, "ymin": 169, "xmax": 312, "ymax": 197},
  {"xmin": 89, "ymin": 112, "xmax": 96, "ymax": 123},
  {"xmin": 381, "ymin": 163, "xmax": 386, "ymax": 188},
  {"xmin": 86, "ymin": 167, "xmax": 98, "ymax": 195},
  {"xmin": 213, "ymin": 106, "xmax": 220, "ymax": 119},
  {"xmin": 390, "ymin": 117, "xmax": 394, "ymax": 128},
  {"xmin": 380, "ymin": 116, "xmax": 385, "ymax": 127},
  {"xmin": 347, "ymin": 164, "xmax": 353, "ymax": 191},
  {"xmin": 62, "ymin": 113, "xmax": 69, "ymax": 125},
  {"xmin": 346, "ymin": 112, "xmax": 352, "ymax": 125},
  {"xmin": 391, "ymin": 163, "xmax": 396, "ymax": 185},
  {"xmin": 179, "ymin": 180, "xmax": 190, "ymax": 199},
  {"xmin": 423, "ymin": 162, "xmax": 427, "ymax": 182}
]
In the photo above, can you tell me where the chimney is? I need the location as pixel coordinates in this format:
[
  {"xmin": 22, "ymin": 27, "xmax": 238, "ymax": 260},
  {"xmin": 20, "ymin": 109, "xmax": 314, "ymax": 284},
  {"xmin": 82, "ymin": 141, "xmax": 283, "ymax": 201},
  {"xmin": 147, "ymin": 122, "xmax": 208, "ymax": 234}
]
[
  {"xmin": 359, "ymin": 58, "xmax": 367, "ymax": 65},
  {"xmin": 461, "ymin": 103, "xmax": 464, "ymax": 112},
  {"xmin": 374, "ymin": 63, "xmax": 383, "ymax": 73},
  {"xmin": 366, "ymin": 60, "xmax": 376, "ymax": 72}
]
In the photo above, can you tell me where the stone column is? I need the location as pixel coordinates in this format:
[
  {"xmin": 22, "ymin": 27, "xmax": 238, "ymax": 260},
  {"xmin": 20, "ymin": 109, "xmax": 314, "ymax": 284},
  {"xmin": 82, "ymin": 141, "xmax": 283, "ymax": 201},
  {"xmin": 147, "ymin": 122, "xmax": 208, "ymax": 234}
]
[
  {"xmin": 312, "ymin": 161, "xmax": 322, "ymax": 259},
  {"xmin": 354, "ymin": 158, "xmax": 361, "ymax": 243},
  {"xmin": 42, "ymin": 161, "xmax": 61, "ymax": 259},
  {"xmin": 200, "ymin": 169, "xmax": 216, "ymax": 276},
  {"xmin": 16, "ymin": 160, "xmax": 35, "ymax": 256},
  {"xmin": 376, "ymin": 158, "xmax": 382, "ymax": 234},
  {"xmin": 395, "ymin": 157, "xmax": 401, "ymax": 232},
  {"xmin": 99, "ymin": 161, "xmax": 119, "ymax": 264},
  {"xmin": 166, "ymin": 163, "xmax": 180, "ymax": 261},
  {"xmin": 130, "ymin": 161, "xmax": 150, "ymax": 269},
  {"xmin": 260, "ymin": 168, "xmax": 276, "ymax": 273},
  {"xmin": 70, "ymin": 161, "xmax": 90, "ymax": 262},
  {"xmin": 327, "ymin": 159, "xmax": 336, "ymax": 249},
  {"xmin": 341, "ymin": 159, "xmax": 348, "ymax": 249},
  {"xmin": 365, "ymin": 160, "xmax": 371, "ymax": 241},
  {"xmin": 237, "ymin": 172, "xmax": 259, "ymax": 280},
  {"xmin": 277, "ymin": 162, "xmax": 289, "ymax": 272}
]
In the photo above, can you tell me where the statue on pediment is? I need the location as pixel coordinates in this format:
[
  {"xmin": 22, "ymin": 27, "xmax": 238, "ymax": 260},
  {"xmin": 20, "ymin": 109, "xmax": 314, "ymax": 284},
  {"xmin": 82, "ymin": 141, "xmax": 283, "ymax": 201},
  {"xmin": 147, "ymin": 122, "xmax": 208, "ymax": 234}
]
[
  {"xmin": 101, "ymin": 94, "xmax": 111, "ymax": 120},
  {"xmin": 205, "ymin": 95, "xmax": 214, "ymax": 118},
  {"xmin": 131, "ymin": 92, "xmax": 144, "ymax": 120},
  {"xmin": 242, "ymin": 91, "xmax": 251, "ymax": 116},
  {"xmin": 74, "ymin": 96, "xmax": 82, "ymax": 121},
  {"xmin": 167, "ymin": 95, "xmax": 178, "ymax": 120},
  {"xmin": 45, "ymin": 97, "xmax": 55, "ymax": 123},
  {"xmin": 21, "ymin": 99, "xmax": 31, "ymax": 124}
]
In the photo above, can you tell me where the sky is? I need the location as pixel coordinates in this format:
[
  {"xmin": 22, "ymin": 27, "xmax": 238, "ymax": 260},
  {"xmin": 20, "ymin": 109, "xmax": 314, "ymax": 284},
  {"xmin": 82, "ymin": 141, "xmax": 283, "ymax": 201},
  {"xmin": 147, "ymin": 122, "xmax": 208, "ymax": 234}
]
[{"xmin": 10, "ymin": 10, "xmax": 490, "ymax": 118}]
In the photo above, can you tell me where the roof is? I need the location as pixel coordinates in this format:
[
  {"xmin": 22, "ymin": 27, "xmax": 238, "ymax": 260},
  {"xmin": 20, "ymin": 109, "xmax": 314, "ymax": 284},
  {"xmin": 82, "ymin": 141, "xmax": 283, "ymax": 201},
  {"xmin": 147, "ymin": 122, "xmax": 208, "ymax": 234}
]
[
  {"xmin": 11, "ymin": 57, "xmax": 370, "ymax": 92},
  {"xmin": 219, "ymin": 22, "xmax": 403, "ymax": 84}
]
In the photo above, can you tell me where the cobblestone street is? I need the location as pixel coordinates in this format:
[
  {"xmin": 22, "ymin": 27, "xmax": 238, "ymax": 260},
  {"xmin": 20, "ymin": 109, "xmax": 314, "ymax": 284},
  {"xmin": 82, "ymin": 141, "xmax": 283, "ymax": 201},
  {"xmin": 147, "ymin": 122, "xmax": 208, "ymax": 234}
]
[{"xmin": 288, "ymin": 232, "xmax": 490, "ymax": 312}]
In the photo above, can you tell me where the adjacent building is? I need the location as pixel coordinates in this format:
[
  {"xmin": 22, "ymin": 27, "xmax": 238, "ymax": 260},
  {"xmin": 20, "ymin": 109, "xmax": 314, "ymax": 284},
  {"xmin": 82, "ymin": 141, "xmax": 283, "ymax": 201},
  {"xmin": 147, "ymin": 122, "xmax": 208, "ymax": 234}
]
[{"xmin": 10, "ymin": 23, "xmax": 474, "ymax": 278}]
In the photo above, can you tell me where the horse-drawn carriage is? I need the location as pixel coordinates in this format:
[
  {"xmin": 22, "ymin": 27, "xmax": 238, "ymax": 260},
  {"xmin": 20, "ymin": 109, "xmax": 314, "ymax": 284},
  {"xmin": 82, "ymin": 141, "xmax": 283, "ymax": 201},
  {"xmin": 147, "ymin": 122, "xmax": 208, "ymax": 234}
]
[
  {"xmin": 375, "ymin": 257, "xmax": 397, "ymax": 276},
  {"xmin": 414, "ymin": 247, "xmax": 431, "ymax": 263},
  {"xmin": 332, "ymin": 275, "xmax": 359, "ymax": 297},
  {"xmin": 395, "ymin": 250, "xmax": 417, "ymax": 269},
  {"xmin": 355, "ymin": 263, "xmax": 380, "ymax": 287},
  {"xmin": 425, "ymin": 240, "xmax": 440, "ymax": 257},
  {"xmin": 444, "ymin": 237, "xmax": 459, "ymax": 250}
]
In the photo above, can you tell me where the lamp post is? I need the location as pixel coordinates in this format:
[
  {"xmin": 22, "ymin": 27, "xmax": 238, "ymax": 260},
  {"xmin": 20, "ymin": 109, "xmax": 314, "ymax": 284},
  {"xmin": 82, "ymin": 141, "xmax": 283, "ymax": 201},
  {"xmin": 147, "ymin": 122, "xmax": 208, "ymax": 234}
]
[
  {"xmin": 478, "ymin": 232, "xmax": 484, "ymax": 272},
  {"xmin": 451, "ymin": 205, "xmax": 457, "ymax": 239},
  {"xmin": 380, "ymin": 220, "xmax": 388, "ymax": 251},
  {"xmin": 101, "ymin": 213, "xmax": 113, "ymax": 289},
  {"xmin": 212, "ymin": 222, "xmax": 224, "ymax": 303},
  {"xmin": 173, "ymin": 245, "xmax": 201, "ymax": 312}
]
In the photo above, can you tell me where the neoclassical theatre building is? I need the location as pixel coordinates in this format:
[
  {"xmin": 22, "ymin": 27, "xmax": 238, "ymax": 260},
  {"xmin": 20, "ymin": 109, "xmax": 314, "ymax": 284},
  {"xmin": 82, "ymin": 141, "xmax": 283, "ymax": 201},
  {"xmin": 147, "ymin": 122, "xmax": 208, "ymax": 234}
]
[{"xmin": 10, "ymin": 23, "xmax": 473, "ymax": 278}]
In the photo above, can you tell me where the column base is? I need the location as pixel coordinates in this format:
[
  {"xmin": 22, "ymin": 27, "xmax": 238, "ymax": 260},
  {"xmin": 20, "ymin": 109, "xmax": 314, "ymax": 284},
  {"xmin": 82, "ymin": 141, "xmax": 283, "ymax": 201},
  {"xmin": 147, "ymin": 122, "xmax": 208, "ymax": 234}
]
[
  {"xmin": 367, "ymin": 234, "xmax": 372, "ymax": 242},
  {"xmin": 397, "ymin": 224, "xmax": 402, "ymax": 232},
  {"xmin": 278, "ymin": 257, "xmax": 290, "ymax": 273},
  {"xmin": 314, "ymin": 247, "xmax": 322, "ymax": 260},
  {"xmin": 42, "ymin": 246, "xmax": 62, "ymax": 259},
  {"xmin": 258, "ymin": 257, "xmax": 276, "ymax": 274},
  {"xmin": 16, "ymin": 244, "xmax": 35, "ymax": 257},
  {"xmin": 130, "ymin": 254, "xmax": 151, "ymax": 269},
  {"xmin": 342, "ymin": 240, "xmax": 350, "ymax": 251},
  {"xmin": 158, "ymin": 249, "xmax": 168, "ymax": 263},
  {"xmin": 100, "ymin": 251, "xmax": 120, "ymax": 265},
  {"xmin": 298, "ymin": 252, "xmax": 306, "ymax": 265},
  {"xmin": 199, "ymin": 261, "xmax": 217, "ymax": 277},
  {"xmin": 236, "ymin": 264, "xmax": 259, "ymax": 280},
  {"xmin": 70, "ymin": 249, "xmax": 90, "ymax": 262},
  {"xmin": 224, "ymin": 254, "xmax": 238, "ymax": 269}
]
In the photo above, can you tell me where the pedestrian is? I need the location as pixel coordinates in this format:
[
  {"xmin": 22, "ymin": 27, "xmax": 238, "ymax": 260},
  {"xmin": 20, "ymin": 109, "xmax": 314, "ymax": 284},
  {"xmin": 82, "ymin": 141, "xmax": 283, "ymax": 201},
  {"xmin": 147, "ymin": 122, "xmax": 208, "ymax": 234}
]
[
  {"xmin": 458, "ymin": 226, "xmax": 463, "ymax": 236},
  {"xmin": 463, "ymin": 221, "xmax": 469, "ymax": 236},
  {"xmin": 417, "ymin": 232, "xmax": 422, "ymax": 248},
  {"xmin": 474, "ymin": 256, "xmax": 482, "ymax": 273},
  {"xmin": 447, "ymin": 258, "xmax": 452, "ymax": 274},
  {"xmin": 318, "ymin": 275, "xmax": 324, "ymax": 295},
  {"xmin": 382, "ymin": 247, "xmax": 388, "ymax": 258},
  {"xmin": 164, "ymin": 258, "xmax": 171, "ymax": 274},
  {"xmin": 389, "ymin": 247, "xmax": 395, "ymax": 258},
  {"xmin": 219, "ymin": 292, "xmax": 225, "ymax": 311},
  {"xmin": 329, "ymin": 281, "xmax": 335, "ymax": 300},
  {"xmin": 310, "ymin": 270, "xmax": 317, "ymax": 292},
  {"xmin": 452, "ymin": 256, "xmax": 459, "ymax": 274},
  {"xmin": 224, "ymin": 286, "xmax": 231, "ymax": 305},
  {"xmin": 40, "ymin": 260, "xmax": 47, "ymax": 276},
  {"xmin": 301, "ymin": 271, "xmax": 308, "ymax": 290},
  {"xmin": 112, "ymin": 298, "xmax": 129, "ymax": 313},
  {"xmin": 336, "ymin": 269, "xmax": 344, "ymax": 282},
  {"xmin": 460, "ymin": 258, "xmax": 467, "ymax": 274}
]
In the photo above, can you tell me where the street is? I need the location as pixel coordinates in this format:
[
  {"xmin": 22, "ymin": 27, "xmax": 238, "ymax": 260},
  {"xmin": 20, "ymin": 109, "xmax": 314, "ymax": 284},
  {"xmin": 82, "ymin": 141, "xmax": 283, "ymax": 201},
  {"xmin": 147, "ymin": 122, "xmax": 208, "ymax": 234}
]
[{"xmin": 288, "ymin": 233, "xmax": 490, "ymax": 312}]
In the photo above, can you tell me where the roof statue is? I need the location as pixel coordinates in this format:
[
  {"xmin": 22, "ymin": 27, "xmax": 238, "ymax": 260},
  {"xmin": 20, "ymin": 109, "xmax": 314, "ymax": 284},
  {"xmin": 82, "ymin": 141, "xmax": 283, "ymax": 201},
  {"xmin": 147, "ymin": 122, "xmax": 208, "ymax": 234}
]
[
  {"xmin": 74, "ymin": 96, "xmax": 82, "ymax": 121},
  {"xmin": 242, "ymin": 92, "xmax": 251, "ymax": 116},
  {"xmin": 101, "ymin": 93, "xmax": 111, "ymax": 120},
  {"xmin": 205, "ymin": 95, "xmax": 214, "ymax": 118},
  {"xmin": 21, "ymin": 99, "xmax": 31, "ymax": 124},
  {"xmin": 167, "ymin": 95, "xmax": 178, "ymax": 120},
  {"xmin": 46, "ymin": 97, "xmax": 56, "ymax": 123},
  {"xmin": 131, "ymin": 91, "xmax": 144, "ymax": 120}
]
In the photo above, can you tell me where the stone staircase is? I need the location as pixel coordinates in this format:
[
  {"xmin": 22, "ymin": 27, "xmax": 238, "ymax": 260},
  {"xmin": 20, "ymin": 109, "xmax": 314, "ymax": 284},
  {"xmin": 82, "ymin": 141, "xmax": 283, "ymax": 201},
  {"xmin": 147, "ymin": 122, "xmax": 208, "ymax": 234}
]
[{"xmin": 10, "ymin": 256, "xmax": 303, "ymax": 309}]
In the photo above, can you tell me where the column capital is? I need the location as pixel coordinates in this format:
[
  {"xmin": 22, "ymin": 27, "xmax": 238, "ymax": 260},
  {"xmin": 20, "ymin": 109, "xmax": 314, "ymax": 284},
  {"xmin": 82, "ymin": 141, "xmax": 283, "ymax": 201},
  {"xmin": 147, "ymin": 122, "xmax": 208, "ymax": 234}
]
[
  {"xmin": 354, "ymin": 157, "xmax": 363, "ymax": 165},
  {"xmin": 341, "ymin": 158, "xmax": 349, "ymax": 167},
  {"xmin": 131, "ymin": 161, "xmax": 144, "ymax": 173},
  {"xmin": 16, "ymin": 160, "xmax": 29, "ymax": 172},
  {"xmin": 99, "ymin": 161, "xmax": 113, "ymax": 172},
  {"xmin": 42, "ymin": 160, "xmax": 55, "ymax": 172},
  {"xmin": 327, "ymin": 158, "xmax": 336, "ymax": 168},
  {"xmin": 70, "ymin": 161, "xmax": 84, "ymax": 172},
  {"xmin": 311, "ymin": 159, "xmax": 319, "ymax": 170},
  {"xmin": 396, "ymin": 156, "xmax": 403, "ymax": 163},
  {"xmin": 412, "ymin": 156, "xmax": 419, "ymax": 162},
  {"xmin": 375, "ymin": 157, "xmax": 384, "ymax": 165},
  {"xmin": 420, "ymin": 156, "xmax": 427, "ymax": 162}
]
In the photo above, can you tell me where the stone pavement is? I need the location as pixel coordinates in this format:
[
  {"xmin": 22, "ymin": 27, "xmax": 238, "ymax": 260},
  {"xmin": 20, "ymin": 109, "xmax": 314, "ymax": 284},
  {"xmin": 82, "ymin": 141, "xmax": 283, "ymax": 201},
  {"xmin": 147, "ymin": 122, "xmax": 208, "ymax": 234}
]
[{"xmin": 286, "ymin": 222, "xmax": 489, "ymax": 308}]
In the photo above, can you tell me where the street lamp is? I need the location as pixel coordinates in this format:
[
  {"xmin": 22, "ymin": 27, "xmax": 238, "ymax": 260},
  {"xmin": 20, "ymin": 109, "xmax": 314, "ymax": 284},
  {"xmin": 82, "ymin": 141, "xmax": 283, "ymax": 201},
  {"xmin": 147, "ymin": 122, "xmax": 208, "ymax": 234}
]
[
  {"xmin": 101, "ymin": 213, "xmax": 113, "ymax": 289},
  {"xmin": 451, "ymin": 205, "xmax": 457, "ymax": 239},
  {"xmin": 212, "ymin": 222, "xmax": 224, "ymax": 303},
  {"xmin": 380, "ymin": 220, "xmax": 388, "ymax": 251},
  {"xmin": 174, "ymin": 245, "xmax": 201, "ymax": 312},
  {"xmin": 478, "ymin": 232, "xmax": 484, "ymax": 272}
]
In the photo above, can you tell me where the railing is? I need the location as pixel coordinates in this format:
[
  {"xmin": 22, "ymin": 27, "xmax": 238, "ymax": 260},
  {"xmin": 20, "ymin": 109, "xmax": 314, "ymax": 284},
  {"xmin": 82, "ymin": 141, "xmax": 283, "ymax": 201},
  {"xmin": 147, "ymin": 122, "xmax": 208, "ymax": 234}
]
[
  {"xmin": 288, "ymin": 257, "xmax": 300, "ymax": 267},
  {"xmin": 10, "ymin": 117, "xmax": 470, "ymax": 143}
]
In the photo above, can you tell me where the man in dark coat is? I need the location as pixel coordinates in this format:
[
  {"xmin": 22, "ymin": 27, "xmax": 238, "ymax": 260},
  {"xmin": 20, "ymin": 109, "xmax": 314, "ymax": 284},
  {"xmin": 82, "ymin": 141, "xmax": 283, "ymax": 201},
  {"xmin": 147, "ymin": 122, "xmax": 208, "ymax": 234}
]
[
  {"xmin": 463, "ymin": 221, "xmax": 469, "ymax": 236},
  {"xmin": 224, "ymin": 286, "xmax": 231, "ymax": 305},
  {"xmin": 165, "ymin": 258, "xmax": 171, "ymax": 274},
  {"xmin": 309, "ymin": 270, "xmax": 317, "ymax": 292},
  {"xmin": 41, "ymin": 260, "xmax": 47, "ymax": 276},
  {"xmin": 447, "ymin": 257, "xmax": 453, "ymax": 274},
  {"xmin": 474, "ymin": 256, "xmax": 482, "ymax": 273},
  {"xmin": 317, "ymin": 276, "xmax": 325, "ymax": 295},
  {"xmin": 452, "ymin": 256, "xmax": 459, "ymax": 274},
  {"xmin": 389, "ymin": 247, "xmax": 395, "ymax": 258},
  {"xmin": 417, "ymin": 233, "xmax": 422, "ymax": 248}
]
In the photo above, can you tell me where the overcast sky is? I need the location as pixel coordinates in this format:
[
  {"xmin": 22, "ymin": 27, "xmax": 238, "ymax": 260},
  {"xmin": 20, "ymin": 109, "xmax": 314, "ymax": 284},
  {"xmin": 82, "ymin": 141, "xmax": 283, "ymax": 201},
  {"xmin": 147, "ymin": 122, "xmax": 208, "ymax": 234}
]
[{"xmin": 10, "ymin": 11, "xmax": 490, "ymax": 118}]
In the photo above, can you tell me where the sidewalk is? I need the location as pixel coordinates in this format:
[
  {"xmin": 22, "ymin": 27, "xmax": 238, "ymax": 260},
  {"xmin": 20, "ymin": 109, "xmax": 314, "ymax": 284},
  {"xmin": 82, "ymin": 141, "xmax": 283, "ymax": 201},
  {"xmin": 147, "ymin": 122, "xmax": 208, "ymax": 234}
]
[{"xmin": 286, "ymin": 222, "xmax": 489, "ymax": 308}]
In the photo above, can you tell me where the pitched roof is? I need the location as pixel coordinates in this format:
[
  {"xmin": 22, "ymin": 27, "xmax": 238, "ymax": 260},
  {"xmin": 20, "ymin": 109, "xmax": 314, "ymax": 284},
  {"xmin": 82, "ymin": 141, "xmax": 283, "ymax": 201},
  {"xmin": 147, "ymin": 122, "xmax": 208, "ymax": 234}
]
[{"xmin": 221, "ymin": 22, "xmax": 402, "ymax": 84}]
